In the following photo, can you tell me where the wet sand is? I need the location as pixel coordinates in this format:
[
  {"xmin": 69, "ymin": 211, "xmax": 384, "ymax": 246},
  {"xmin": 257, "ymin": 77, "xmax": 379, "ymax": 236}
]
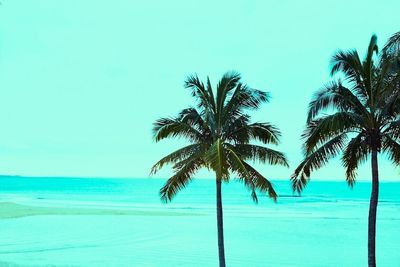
[{"xmin": 0, "ymin": 202, "xmax": 199, "ymax": 219}]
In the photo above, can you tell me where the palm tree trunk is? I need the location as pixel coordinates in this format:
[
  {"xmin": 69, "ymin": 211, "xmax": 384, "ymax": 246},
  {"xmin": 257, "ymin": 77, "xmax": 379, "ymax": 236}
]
[
  {"xmin": 368, "ymin": 148, "xmax": 379, "ymax": 267},
  {"xmin": 216, "ymin": 178, "xmax": 226, "ymax": 267}
]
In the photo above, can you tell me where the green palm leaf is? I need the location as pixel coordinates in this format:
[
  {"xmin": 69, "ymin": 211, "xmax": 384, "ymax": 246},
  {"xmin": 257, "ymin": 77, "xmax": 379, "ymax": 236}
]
[
  {"xmin": 153, "ymin": 118, "xmax": 203, "ymax": 142},
  {"xmin": 303, "ymin": 112, "xmax": 362, "ymax": 154},
  {"xmin": 341, "ymin": 133, "xmax": 369, "ymax": 186},
  {"xmin": 150, "ymin": 144, "xmax": 203, "ymax": 175},
  {"xmin": 382, "ymin": 135, "xmax": 400, "ymax": 165},
  {"xmin": 292, "ymin": 134, "xmax": 347, "ymax": 193},
  {"xmin": 160, "ymin": 155, "xmax": 204, "ymax": 202},
  {"xmin": 233, "ymin": 144, "xmax": 289, "ymax": 167}
]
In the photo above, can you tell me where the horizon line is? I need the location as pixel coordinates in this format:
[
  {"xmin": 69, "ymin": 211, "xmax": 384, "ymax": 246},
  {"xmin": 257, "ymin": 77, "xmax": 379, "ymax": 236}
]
[{"xmin": 0, "ymin": 174, "xmax": 398, "ymax": 183}]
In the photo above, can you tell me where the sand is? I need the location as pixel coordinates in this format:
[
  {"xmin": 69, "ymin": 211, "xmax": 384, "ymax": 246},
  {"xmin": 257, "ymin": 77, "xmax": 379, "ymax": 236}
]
[{"xmin": 0, "ymin": 202, "xmax": 199, "ymax": 219}]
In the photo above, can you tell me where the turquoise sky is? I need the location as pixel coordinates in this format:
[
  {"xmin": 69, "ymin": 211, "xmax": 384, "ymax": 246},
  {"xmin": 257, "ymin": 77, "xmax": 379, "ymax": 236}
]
[{"xmin": 0, "ymin": 0, "xmax": 399, "ymax": 180}]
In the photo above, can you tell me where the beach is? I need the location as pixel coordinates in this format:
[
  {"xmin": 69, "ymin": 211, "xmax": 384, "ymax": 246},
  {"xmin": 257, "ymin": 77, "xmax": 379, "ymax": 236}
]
[{"xmin": 0, "ymin": 177, "xmax": 399, "ymax": 266}]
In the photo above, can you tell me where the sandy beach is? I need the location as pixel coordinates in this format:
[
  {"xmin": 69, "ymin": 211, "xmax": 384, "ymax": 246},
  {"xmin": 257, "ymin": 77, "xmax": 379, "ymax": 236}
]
[{"xmin": 0, "ymin": 202, "xmax": 197, "ymax": 219}]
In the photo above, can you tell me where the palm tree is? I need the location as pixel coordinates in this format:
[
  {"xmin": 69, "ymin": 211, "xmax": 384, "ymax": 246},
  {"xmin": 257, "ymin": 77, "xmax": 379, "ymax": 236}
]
[
  {"xmin": 291, "ymin": 35, "xmax": 400, "ymax": 267},
  {"xmin": 151, "ymin": 71, "xmax": 288, "ymax": 267}
]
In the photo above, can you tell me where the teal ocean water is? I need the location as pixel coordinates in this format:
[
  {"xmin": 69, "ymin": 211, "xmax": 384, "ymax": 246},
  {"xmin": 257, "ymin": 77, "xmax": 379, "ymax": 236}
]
[{"xmin": 0, "ymin": 177, "xmax": 399, "ymax": 266}]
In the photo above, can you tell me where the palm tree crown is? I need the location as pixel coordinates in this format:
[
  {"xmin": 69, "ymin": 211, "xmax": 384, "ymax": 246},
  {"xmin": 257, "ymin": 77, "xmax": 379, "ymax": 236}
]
[
  {"xmin": 291, "ymin": 35, "xmax": 400, "ymax": 192},
  {"xmin": 151, "ymin": 71, "xmax": 288, "ymax": 202}
]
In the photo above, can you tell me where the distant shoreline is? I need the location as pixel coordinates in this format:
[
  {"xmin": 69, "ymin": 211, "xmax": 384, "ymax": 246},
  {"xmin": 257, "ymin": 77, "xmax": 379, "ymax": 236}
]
[{"xmin": 0, "ymin": 202, "xmax": 201, "ymax": 219}]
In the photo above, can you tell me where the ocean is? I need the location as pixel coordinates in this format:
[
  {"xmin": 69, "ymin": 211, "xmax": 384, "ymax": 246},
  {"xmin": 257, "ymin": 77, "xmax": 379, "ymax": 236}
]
[{"xmin": 0, "ymin": 177, "xmax": 399, "ymax": 266}]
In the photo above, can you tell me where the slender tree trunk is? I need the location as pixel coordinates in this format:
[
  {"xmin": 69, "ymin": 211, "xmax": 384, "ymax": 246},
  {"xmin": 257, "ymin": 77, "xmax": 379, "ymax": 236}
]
[
  {"xmin": 216, "ymin": 178, "xmax": 226, "ymax": 267},
  {"xmin": 368, "ymin": 149, "xmax": 379, "ymax": 267}
]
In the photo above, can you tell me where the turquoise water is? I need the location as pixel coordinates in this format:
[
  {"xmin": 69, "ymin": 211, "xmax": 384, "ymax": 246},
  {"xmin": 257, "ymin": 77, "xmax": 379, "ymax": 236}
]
[{"xmin": 0, "ymin": 177, "xmax": 399, "ymax": 266}]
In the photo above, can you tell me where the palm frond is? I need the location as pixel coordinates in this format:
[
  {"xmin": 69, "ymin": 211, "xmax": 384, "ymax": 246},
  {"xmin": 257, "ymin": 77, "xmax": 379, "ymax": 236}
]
[
  {"xmin": 225, "ymin": 146, "xmax": 258, "ymax": 202},
  {"xmin": 375, "ymin": 57, "xmax": 400, "ymax": 114},
  {"xmin": 249, "ymin": 123, "xmax": 282, "ymax": 144},
  {"xmin": 223, "ymin": 84, "xmax": 269, "ymax": 119},
  {"xmin": 153, "ymin": 117, "xmax": 203, "ymax": 142},
  {"xmin": 382, "ymin": 31, "xmax": 400, "ymax": 58},
  {"xmin": 226, "ymin": 122, "xmax": 281, "ymax": 145},
  {"xmin": 382, "ymin": 119, "xmax": 400, "ymax": 141},
  {"xmin": 242, "ymin": 162, "xmax": 277, "ymax": 201},
  {"xmin": 232, "ymin": 144, "xmax": 289, "ymax": 167},
  {"xmin": 307, "ymin": 81, "xmax": 367, "ymax": 122},
  {"xmin": 341, "ymin": 133, "xmax": 369, "ymax": 186},
  {"xmin": 382, "ymin": 135, "xmax": 400, "ymax": 165},
  {"xmin": 330, "ymin": 49, "xmax": 363, "ymax": 83},
  {"xmin": 378, "ymin": 70, "xmax": 400, "ymax": 117},
  {"xmin": 227, "ymin": 148, "xmax": 277, "ymax": 202},
  {"xmin": 216, "ymin": 71, "xmax": 241, "ymax": 124},
  {"xmin": 150, "ymin": 144, "xmax": 202, "ymax": 175},
  {"xmin": 364, "ymin": 35, "xmax": 379, "ymax": 104},
  {"xmin": 205, "ymin": 76, "xmax": 217, "ymax": 113},
  {"xmin": 160, "ymin": 156, "xmax": 203, "ymax": 202},
  {"xmin": 178, "ymin": 108, "xmax": 210, "ymax": 135},
  {"xmin": 303, "ymin": 112, "xmax": 361, "ymax": 154},
  {"xmin": 184, "ymin": 74, "xmax": 214, "ymax": 112},
  {"xmin": 222, "ymin": 115, "xmax": 251, "ymax": 143},
  {"xmin": 366, "ymin": 35, "xmax": 379, "ymax": 62},
  {"xmin": 292, "ymin": 134, "xmax": 347, "ymax": 193}
]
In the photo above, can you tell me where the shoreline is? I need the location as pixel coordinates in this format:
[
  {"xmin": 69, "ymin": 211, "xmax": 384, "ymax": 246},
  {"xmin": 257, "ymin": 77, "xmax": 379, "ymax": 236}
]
[{"xmin": 0, "ymin": 202, "xmax": 200, "ymax": 219}]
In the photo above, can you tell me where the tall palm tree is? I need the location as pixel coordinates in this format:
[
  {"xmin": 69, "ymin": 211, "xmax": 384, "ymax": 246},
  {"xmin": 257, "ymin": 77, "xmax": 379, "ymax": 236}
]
[
  {"xmin": 151, "ymin": 72, "xmax": 288, "ymax": 267},
  {"xmin": 291, "ymin": 35, "xmax": 400, "ymax": 267}
]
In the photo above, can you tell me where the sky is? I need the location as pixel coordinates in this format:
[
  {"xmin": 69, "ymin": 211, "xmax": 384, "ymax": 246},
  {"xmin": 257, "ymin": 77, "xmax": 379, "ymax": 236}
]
[{"xmin": 0, "ymin": 0, "xmax": 399, "ymax": 180}]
